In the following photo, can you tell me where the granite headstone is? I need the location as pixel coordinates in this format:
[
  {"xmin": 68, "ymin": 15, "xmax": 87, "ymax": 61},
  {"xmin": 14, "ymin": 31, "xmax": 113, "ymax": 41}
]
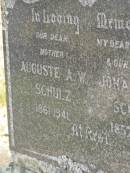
[{"xmin": 3, "ymin": 0, "xmax": 130, "ymax": 172}]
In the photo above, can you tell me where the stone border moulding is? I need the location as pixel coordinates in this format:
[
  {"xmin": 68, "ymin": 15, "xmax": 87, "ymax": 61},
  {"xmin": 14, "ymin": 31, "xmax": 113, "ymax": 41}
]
[
  {"xmin": 12, "ymin": 151, "xmax": 106, "ymax": 173},
  {"xmin": 5, "ymin": 0, "xmax": 97, "ymax": 9}
]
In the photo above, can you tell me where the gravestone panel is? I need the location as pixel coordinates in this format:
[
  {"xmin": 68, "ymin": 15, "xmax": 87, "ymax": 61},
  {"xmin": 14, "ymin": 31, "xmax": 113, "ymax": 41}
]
[{"xmin": 3, "ymin": 0, "xmax": 130, "ymax": 172}]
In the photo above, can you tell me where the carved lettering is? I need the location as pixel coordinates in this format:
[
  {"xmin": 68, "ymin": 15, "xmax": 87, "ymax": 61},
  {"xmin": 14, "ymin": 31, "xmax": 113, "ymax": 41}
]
[
  {"xmin": 20, "ymin": 61, "xmax": 61, "ymax": 79},
  {"xmin": 99, "ymin": 75, "xmax": 128, "ymax": 90},
  {"xmin": 97, "ymin": 12, "xmax": 130, "ymax": 31},
  {"xmin": 97, "ymin": 38, "xmax": 130, "ymax": 50},
  {"xmin": 32, "ymin": 8, "xmax": 80, "ymax": 35},
  {"xmin": 35, "ymin": 83, "xmax": 72, "ymax": 102},
  {"xmin": 36, "ymin": 103, "xmax": 70, "ymax": 121}
]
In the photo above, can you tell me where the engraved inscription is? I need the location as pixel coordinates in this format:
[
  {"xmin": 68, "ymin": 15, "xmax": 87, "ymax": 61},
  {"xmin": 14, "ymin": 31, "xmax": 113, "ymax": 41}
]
[
  {"xmin": 20, "ymin": 61, "xmax": 60, "ymax": 79},
  {"xmin": 97, "ymin": 12, "xmax": 130, "ymax": 31},
  {"xmin": 36, "ymin": 32, "xmax": 69, "ymax": 43},
  {"xmin": 32, "ymin": 8, "xmax": 80, "ymax": 35},
  {"xmin": 36, "ymin": 103, "xmax": 71, "ymax": 121},
  {"xmin": 35, "ymin": 83, "xmax": 72, "ymax": 102},
  {"xmin": 97, "ymin": 38, "xmax": 130, "ymax": 50},
  {"xmin": 40, "ymin": 48, "xmax": 64, "ymax": 58}
]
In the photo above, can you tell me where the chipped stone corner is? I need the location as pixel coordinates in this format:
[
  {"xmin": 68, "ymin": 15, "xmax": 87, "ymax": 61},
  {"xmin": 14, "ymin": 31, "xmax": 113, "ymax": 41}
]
[
  {"xmin": 11, "ymin": 151, "xmax": 62, "ymax": 173},
  {"xmin": 4, "ymin": 0, "xmax": 17, "ymax": 9}
]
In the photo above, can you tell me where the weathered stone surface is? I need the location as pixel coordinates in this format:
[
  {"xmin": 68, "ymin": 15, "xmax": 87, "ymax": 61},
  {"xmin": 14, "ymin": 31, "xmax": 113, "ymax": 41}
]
[{"xmin": 3, "ymin": 0, "xmax": 130, "ymax": 172}]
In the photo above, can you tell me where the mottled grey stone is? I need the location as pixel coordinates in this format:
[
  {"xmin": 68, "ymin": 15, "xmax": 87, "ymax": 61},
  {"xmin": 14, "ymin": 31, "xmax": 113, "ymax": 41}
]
[{"xmin": 3, "ymin": 0, "xmax": 130, "ymax": 173}]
